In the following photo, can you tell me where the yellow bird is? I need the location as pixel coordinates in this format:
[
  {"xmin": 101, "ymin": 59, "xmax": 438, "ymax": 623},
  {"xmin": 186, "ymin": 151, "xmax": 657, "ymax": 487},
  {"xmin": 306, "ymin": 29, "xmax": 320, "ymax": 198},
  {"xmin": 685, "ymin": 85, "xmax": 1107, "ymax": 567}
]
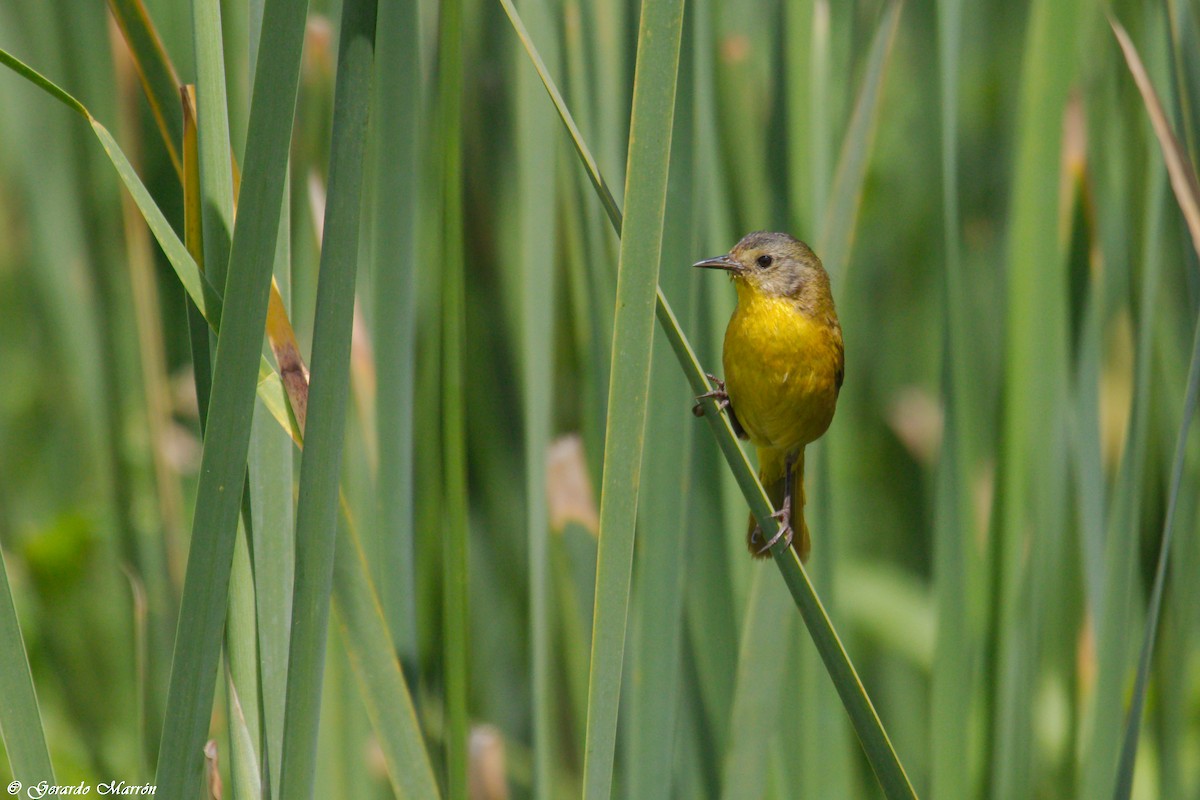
[{"xmin": 693, "ymin": 231, "xmax": 844, "ymax": 562}]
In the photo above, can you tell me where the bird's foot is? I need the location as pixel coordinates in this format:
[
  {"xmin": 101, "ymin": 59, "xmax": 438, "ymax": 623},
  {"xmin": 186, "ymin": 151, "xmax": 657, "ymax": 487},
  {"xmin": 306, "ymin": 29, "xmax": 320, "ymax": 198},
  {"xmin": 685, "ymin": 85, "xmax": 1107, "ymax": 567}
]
[
  {"xmin": 692, "ymin": 373, "xmax": 730, "ymax": 417},
  {"xmin": 755, "ymin": 496, "xmax": 794, "ymax": 555}
]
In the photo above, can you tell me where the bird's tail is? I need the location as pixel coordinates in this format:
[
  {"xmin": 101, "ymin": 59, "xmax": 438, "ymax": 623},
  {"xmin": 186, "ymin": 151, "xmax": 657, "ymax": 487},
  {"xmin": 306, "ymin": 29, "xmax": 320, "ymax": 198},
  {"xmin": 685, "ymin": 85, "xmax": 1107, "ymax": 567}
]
[{"xmin": 746, "ymin": 447, "xmax": 810, "ymax": 562}]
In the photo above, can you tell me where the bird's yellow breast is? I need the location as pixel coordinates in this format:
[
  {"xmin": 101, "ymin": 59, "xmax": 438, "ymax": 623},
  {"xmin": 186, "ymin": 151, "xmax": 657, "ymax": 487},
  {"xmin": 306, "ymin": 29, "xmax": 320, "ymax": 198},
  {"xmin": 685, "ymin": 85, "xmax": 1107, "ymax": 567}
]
[{"xmin": 722, "ymin": 285, "xmax": 842, "ymax": 454}]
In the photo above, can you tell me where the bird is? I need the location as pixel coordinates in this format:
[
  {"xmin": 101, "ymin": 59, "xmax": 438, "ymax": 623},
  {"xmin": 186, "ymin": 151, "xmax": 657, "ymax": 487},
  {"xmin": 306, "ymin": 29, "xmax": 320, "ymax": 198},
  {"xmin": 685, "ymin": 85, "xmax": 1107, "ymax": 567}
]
[{"xmin": 692, "ymin": 231, "xmax": 844, "ymax": 562}]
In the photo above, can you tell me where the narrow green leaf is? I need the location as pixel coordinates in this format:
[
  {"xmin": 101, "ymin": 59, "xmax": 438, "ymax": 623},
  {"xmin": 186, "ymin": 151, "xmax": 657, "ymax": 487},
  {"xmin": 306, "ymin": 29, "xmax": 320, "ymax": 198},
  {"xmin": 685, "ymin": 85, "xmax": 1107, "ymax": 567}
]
[
  {"xmin": 437, "ymin": 0, "xmax": 470, "ymax": 794},
  {"xmin": 247, "ymin": 398, "xmax": 293, "ymax": 800},
  {"xmin": 223, "ymin": 654, "xmax": 265, "ymax": 800},
  {"xmin": 276, "ymin": 0, "xmax": 377, "ymax": 794},
  {"xmin": 719, "ymin": 571, "xmax": 793, "ymax": 800},
  {"xmin": 190, "ymin": 0, "xmax": 237, "ymax": 288},
  {"xmin": 932, "ymin": 0, "xmax": 976, "ymax": 796},
  {"xmin": 0, "ymin": 551, "xmax": 55, "ymax": 787},
  {"xmin": 189, "ymin": 5, "xmax": 265, "ymax": 795},
  {"xmin": 580, "ymin": 1, "xmax": 686, "ymax": 797},
  {"xmin": 625, "ymin": 33, "xmax": 696, "ymax": 794},
  {"xmin": 513, "ymin": 0, "xmax": 559, "ymax": 793},
  {"xmin": 332, "ymin": 503, "xmax": 442, "ymax": 800},
  {"xmin": 224, "ymin": 521, "xmax": 263, "ymax": 800},
  {"xmin": 370, "ymin": 0, "xmax": 421, "ymax": 674},
  {"xmin": 685, "ymin": 2, "xmax": 741, "ymax": 750}
]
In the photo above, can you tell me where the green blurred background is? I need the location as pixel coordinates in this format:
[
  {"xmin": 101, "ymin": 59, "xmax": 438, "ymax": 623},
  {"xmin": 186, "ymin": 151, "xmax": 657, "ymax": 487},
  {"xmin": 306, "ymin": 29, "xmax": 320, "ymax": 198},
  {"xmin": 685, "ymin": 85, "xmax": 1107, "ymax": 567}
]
[{"xmin": 0, "ymin": 0, "xmax": 1197, "ymax": 797}]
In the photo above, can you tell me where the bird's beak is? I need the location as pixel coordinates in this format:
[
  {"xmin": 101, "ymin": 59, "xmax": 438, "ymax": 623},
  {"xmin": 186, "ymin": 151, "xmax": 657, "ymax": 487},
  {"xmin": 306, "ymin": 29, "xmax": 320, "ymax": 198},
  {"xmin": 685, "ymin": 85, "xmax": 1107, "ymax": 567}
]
[{"xmin": 692, "ymin": 254, "xmax": 743, "ymax": 273}]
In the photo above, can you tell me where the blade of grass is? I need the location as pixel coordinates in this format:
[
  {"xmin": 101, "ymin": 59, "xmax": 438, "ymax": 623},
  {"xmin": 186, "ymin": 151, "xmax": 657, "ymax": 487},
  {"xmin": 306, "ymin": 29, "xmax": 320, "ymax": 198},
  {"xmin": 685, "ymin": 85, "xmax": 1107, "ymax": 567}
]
[
  {"xmin": 784, "ymin": 0, "xmax": 819, "ymax": 233},
  {"xmin": 685, "ymin": 1, "xmax": 742, "ymax": 745},
  {"xmin": 513, "ymin": 0, "xmax": 559, "ymax": 793},
  {"xmin": 333, "ymin": 498, "xmax": 442, "ymax": 799},
  {"xmin": 182, "ymin": 86, "xmax": 215, "ymax": 424},
  {"xmin": 691, "ymin": 0, "xmax": 745, "ymax": 590},
  {"xmin": 247, "ymin": 400, "xmax": 293, "ymax": 800},
  {"xmin": 370, "ymin": 0, "xmax": 421, "ymax": 675},
  {"xmin": 932, "ymin": 0, "xmax": 976, "ymax": 796},
  {"xmin": 1079, "ymin": 146, "xmax": 1163, "ymax": 800},
  {"xmin": 580, "ymin": 1, "xmax": 685, "ymax": 797},
  {"xmin": 0, "ymin": 551, "xmax": 55, "ymax": 787},
  {"xmin": 241, "ymin": 34, "xmax": 297, "ymax": 794},
  {"xmin": 224, "ymin": 513, "xmax": 263, "ymax": 800},
  {"xmin": 190, "ymin": 0, "xmax": 236, "ymax": 288},
  {"xmin": 718, "ymin": 571, "xmax": 794, "ymax": 800},
  {"xmin": 276, "ymin": 0, "xmax": 377, "ymax": 794},
  {"xmin": 625, "ymin": 27, "xmax": 696, "ymax": 794},
  {"xmin": 436, "ymin": 0, "xmax": 470, "ymax": 793},
  {"xmin": 223, "ymin": 652, "xmax": 265, "ymax": 799},
  {"xmin": 500, "ymin": 5, "xmax": 917, "ymax": 796},
  {"xmin": 153, "ymin": 0, "xmax": 310, "ymax": 790}
]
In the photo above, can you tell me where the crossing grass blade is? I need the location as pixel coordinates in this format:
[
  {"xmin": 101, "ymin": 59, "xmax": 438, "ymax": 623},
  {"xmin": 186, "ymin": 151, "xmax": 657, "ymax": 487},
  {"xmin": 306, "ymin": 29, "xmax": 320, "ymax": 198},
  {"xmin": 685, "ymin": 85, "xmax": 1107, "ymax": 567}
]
[
  {"xmin": 275, "ymin": 0, "xmax": 377, "ymax": 794},
  {"xmin": 579, "ymin": 1, "xmax": 685, "ymax": 797}
]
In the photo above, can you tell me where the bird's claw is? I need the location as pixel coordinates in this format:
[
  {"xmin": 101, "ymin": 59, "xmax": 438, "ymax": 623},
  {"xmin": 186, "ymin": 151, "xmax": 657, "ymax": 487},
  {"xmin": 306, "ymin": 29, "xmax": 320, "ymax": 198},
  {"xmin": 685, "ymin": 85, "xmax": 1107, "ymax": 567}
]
[
  {"xmin": 755, "ymin": 498, "xmax": 793, "ymax": 555},
  {"xmin": 692, "ymin": 373, "xmax": 730, "ymax": 417}
]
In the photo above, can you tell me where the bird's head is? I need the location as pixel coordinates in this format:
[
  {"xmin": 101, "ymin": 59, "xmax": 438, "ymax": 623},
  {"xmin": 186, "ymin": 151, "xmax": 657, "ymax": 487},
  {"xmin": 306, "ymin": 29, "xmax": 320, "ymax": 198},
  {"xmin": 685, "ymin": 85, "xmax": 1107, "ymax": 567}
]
[{"xmin": 692, "ymin": 231, "xmax": 831, "ymax": 308}]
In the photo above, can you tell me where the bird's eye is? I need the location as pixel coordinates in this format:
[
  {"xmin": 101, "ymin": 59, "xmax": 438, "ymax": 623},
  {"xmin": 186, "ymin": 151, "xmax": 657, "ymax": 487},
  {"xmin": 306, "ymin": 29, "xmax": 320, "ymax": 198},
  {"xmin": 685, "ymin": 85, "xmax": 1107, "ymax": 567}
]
[{"xmin": 756, "ymin": 254, "xmax": 773, "ymax": 269}]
